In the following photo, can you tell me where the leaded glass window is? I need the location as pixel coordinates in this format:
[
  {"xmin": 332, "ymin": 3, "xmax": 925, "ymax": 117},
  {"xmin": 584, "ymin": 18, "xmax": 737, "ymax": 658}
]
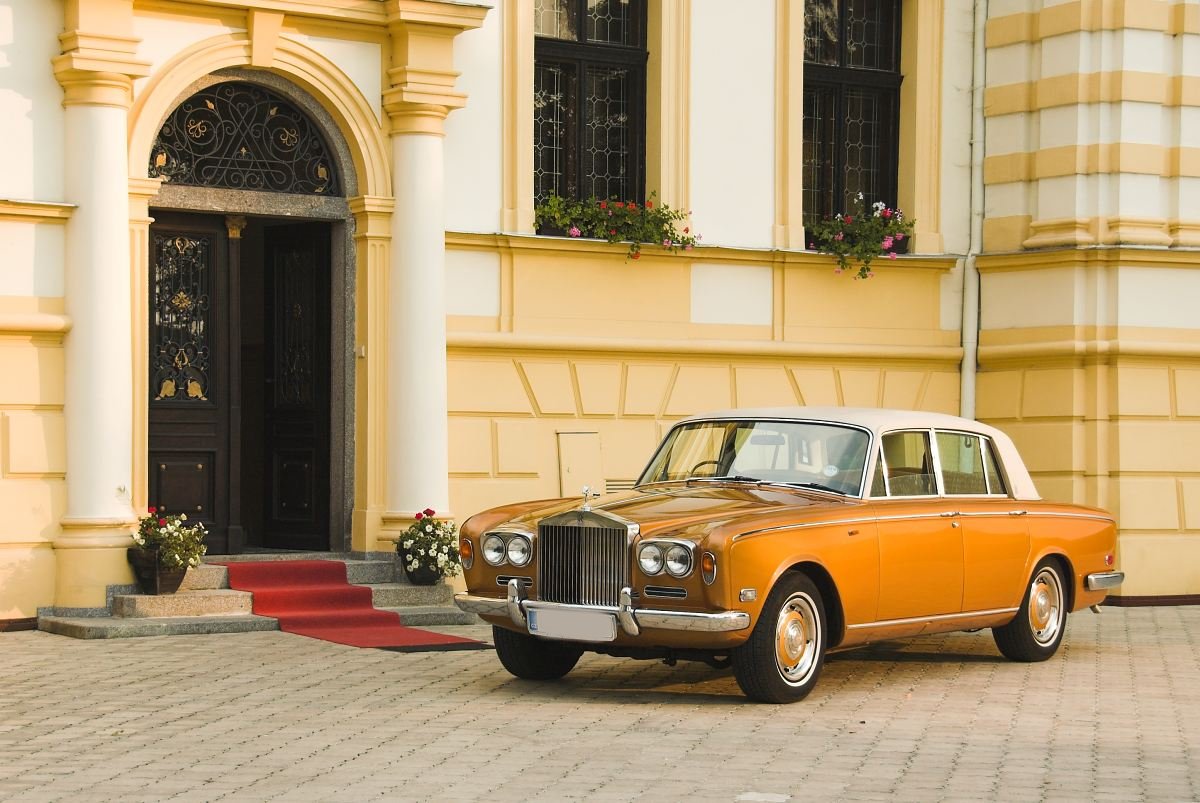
[
  {"xmin": 534, "ymin": 0, "xmax": 647, "ymax": 206},
  {"xmin": 151, "ymin": 234, "xmax": 213, "ymax": 403},
  {"xmin": 802, "ymin": 0, "xmax": 902, "ymax": 228},
  {"xmin": 149, "ymin": 81, "xmax": 340, "ymax": 195}
]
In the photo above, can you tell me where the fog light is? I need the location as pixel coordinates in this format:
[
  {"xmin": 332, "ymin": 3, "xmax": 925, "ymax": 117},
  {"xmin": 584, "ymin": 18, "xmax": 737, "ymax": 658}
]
[
  {"xmin": 506, "ymin": 535, "xmax": 532, "ymax": 567},
  {"xmin": 482, "ymin": 534, "xmax": 506, "ymax": 566},
  {"xmin": 459, "ymin": 537, "xmax": 474, "ymax": 570},
  {"xmin": 664, "ymin": 544, "xmax": 692, "ymax": 578},
  {"xmin": 638, "ymin": 544, "xmax": 664, "ymax": 575},
  {"xmin": 701, "ymin": 552, "xmax": 717, "ymax": 585}
]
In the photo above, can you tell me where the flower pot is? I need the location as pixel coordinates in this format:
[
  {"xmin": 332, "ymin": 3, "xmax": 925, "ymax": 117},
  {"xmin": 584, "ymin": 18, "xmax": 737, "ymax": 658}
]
[
  {"xmin": 126, "ymin": 547, "xmax": 187, "ymax": 595},
  {"xmin": 400, "ymin": 550, "xmax": 442, "ymax": 586}
]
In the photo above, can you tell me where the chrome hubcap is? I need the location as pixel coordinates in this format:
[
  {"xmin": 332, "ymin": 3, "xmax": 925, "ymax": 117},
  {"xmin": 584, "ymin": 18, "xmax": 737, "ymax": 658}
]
[
  {"xmin": 775, "ymin": 592, "xmax": 821, "ymax": 685},
  {"xmin": 1027, "ymin": 568, "xmax": 1063, "ymax": 645}
]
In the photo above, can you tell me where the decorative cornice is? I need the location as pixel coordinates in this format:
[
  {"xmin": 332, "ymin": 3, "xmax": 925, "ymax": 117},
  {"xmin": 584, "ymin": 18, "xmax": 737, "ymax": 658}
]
[{"xmin": 0, "ymin": 199, "xmax": 76, "ymax": 223}]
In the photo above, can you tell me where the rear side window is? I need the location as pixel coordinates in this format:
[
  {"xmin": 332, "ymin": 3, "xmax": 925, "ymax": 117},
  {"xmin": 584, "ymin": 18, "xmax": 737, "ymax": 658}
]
[
  {"xmin": 936, "ymin": 432, "xmax": 987, "ymax": 495},
  {"xmin": 879, "ymin": 431, "xmax": 935, "ymax": 496},
  {"xmin": 982, "ymin": 439, "xmax": 1008, "ymax": 495}
]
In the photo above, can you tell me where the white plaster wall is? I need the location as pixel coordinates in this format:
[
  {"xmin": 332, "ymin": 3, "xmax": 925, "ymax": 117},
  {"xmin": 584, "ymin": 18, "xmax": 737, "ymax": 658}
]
[
  {"xmin": 987, "ymin": 42, "xmax": 1036, "ymax": 85},
  {"xmin": 980, "ymin": 267, "xmax": 1086, "ymax": 330},
  {"xmin": 985, "ymin": 114, "xmax": 1034, "ymax": 157},
  {"xmin": 0, "ymin": 0, "xmax": 65, "ymax": 201},
  {"xmin": 690, "ymin": 263, "xmax": 771, "ymax": 326},
  {"xmin": 0, "ymin": 220, "xmax": 64, "ymax": 296},
  {"xmin": 292, "ymin": 35, "xmax": 382, "ymax": 125},
  {"xmin": 444, "ymin": 3, "xmax": 502, "ymax": 233},
  {"xmin": 939, "ymin": 0, "xmax": 974, "ymax": 256},
  {"xmin": 688, "ymin": 1, "xmax": 775, "ymax": 249},
  {"xmin": 1117, "ymin": 267, "xmax": 1200, "ymax": 329},
  {"xmin": 445, "ymin": 249, "xmax": 500, "ymax": 316},
  {"xmin": 132, "ymin": 14, "xmax": 243, "ymax": 101}
]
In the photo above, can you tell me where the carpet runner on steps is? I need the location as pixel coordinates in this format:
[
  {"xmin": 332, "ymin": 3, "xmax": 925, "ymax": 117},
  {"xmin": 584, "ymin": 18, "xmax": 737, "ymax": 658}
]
[{"xmin": 218, "ymin": 560, "xmax": 484, "ymax": 651}]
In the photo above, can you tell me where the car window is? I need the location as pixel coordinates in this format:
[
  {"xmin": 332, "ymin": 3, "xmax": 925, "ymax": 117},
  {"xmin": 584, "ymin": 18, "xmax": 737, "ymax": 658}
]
[
  {"xmin": 880, "ymin": 431, "xmax": 935, "ymax": 496},
  {"xmin": 936, "ymin": 431, "xmax": 988, "ymax": 495},
  {"xmin": 982, "ymin": 438, "xmax": 1008, "ymax": 495}
]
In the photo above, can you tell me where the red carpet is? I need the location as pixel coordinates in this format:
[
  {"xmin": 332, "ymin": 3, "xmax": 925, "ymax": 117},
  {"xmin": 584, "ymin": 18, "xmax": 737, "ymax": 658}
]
[{"xmin": 218, "ymin": 560, "xmax": 483, "ymax": 650}]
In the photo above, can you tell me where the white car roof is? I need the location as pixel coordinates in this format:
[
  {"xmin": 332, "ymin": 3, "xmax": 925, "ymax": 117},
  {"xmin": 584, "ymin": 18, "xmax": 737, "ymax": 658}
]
[{"xmin": 678, "ymin": 406, "xmax": 1041, "ymax": 501}]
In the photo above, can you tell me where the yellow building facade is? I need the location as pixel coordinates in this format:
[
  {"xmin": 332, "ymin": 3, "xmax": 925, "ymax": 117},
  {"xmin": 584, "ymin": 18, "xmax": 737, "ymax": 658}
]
[{"xmin": 0, "ymin": 0, "xmax": 1196, "ymax": 626}]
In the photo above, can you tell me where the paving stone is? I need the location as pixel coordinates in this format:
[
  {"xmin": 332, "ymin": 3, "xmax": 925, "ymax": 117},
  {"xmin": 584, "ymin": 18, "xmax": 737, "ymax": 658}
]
[{"xmin": 1, "ymin": 609, "xmax": 1198, "ymax": 800}]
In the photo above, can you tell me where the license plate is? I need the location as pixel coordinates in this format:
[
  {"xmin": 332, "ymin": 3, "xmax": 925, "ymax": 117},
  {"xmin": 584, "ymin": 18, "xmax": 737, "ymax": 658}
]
[{"xmin": 527, "ymin": 607, "xmax": 617, "ymax": 642}]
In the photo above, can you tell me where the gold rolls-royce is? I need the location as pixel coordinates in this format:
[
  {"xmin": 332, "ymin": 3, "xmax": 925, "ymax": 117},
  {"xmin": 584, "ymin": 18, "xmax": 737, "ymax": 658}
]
[{"xmin": 454, "ymin": 408, "xmax": 1123, "ymax": 703}]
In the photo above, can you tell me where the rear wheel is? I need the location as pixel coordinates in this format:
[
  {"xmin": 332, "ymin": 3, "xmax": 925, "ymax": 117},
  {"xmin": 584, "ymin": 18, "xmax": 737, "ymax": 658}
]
[
  {"xmin": 732, "ymin": 572, "xmax": 827, "ymax": 703},
  {"xmin": 492, "ymin": 625, "xmax": 584, "ymax": 680},
  {"xmin": 992, "ymin": 559, "xmax": 1068, "ymax": 662}
]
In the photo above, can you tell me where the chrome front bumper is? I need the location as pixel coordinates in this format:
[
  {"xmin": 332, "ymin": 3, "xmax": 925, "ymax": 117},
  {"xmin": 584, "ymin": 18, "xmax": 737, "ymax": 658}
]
[
  {"xmin": 454, "ymin": 579, "xmax": 751, "ymax": 638},
  {"xmin": 1086, "ymin": 571, "xmax": 1125, "ymax": 591}
]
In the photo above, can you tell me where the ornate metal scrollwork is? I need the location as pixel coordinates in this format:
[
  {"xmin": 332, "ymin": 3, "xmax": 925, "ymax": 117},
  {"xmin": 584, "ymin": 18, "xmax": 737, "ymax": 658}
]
[
  {"xmin": 152, "ymin": 234, "xmax": 212, "ymax": 403},
  {"xmin": 148, "ymin": 81, "xmax": 340, "ymax": 195}
]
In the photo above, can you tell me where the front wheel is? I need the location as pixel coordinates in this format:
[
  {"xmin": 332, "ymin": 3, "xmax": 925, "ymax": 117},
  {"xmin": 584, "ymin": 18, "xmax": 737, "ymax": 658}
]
[
  {"xmin": 992, "ymin": 559, "xmax": 1068, "ymax": 662},
  {"xmin": 492, "ymin": 625, "xmax": 583, "ymax": 680},
  {"xmin": 732, "ymin": 572, "xmax": 827, "ymax": 703}
]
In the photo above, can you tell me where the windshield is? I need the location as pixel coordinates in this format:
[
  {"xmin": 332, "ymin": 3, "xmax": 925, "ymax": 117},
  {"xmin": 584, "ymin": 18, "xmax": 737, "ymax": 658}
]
[{"xmin": 637, "ymin": 419, "xmax": 872, "ymax": 496}]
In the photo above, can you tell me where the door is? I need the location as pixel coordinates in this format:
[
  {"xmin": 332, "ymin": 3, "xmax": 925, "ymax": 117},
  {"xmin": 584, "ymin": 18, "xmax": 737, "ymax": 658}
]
[
  {"xmin": 148, "ymin": 215, "xmax": 232, "ymax": 553},
  {"xmin": 871, "ymin": 430, "xmax": 964, "ymax": 623},
  {"xmin": 261, "ymin": 224, "xmax": 331, "ymax": 550}
]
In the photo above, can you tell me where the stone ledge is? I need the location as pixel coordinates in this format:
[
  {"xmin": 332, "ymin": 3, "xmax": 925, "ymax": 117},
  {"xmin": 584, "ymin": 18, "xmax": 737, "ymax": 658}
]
[
  {"xmin": 364, "ymin": 582, "xmax": 455, "ymax": 608},
  {"xmin": 381, "ymin": 605, "xmax": 478, "ymax": 626},
  {"xmin": 38, "ymin": 613, "xmax": 278, "ymax": 639}
]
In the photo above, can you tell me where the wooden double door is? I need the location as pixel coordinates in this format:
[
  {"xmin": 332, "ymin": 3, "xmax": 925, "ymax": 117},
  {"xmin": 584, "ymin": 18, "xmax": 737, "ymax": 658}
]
[{"xmin": 147, "ymin": 213, "xmax": 332, "ymax": 553}]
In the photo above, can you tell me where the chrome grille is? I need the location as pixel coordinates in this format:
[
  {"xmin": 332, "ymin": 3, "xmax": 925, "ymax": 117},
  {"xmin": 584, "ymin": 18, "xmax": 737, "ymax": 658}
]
[{"xmin": 537, "ymin": 522, "xmax": 628, "ymax": 607}]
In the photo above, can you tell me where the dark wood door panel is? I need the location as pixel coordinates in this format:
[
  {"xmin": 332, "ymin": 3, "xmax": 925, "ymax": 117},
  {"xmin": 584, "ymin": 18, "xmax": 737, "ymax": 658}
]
[
  {"xmin": 262, "ymin": 224, "xmax": 331, "ymax": 550},
  {"xmin": 148, "ymin": 214, "xmax": 231, "ymax": 554},
  {"xmin": 149, "ymin": 452, "xmax": 216, "ymax": 521}
]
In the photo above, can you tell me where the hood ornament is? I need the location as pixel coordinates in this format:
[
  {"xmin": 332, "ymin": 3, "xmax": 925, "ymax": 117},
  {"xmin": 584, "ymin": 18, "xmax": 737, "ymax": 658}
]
[{"xmin": 580, "ymin": 485, "xmax": 601, "ymax": 512}]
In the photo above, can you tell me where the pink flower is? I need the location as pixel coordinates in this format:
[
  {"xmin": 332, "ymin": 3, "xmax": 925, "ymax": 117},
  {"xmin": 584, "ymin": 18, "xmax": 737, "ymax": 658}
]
[
  {"xmin": 896, "ymin": 233, "xmax": 905, "ymax": 241},
  {"xmin": 415, "ymin": 512, "xmax": 424, "ymax": 520},
  {"xmin": 882, "ymin": 236, "xmax": 894, "ymax": 249},
  {"xmin": 568, "ymin": 226, "xmax": 581, "ymax": 237},
  {"xmin": 662, "ymin": 238, "xmax": 671, "ymax": 247},
  {"xmin": 158, "ymin": 518, "xmax": 166, "ymax": 526},
  {"xmin": 867, "ymin": 271, "xmax": 875, "ymax": 278},
  {"xmin": 882, "ymin": 209, "xmax": 892, "ymax": 218},
  {"xmin": 684, "ymin": 244, "xmax": 693, "ymax": 251},
  {"xmin": 632, "ymin": 252, "xmax": 641, "ymax": 260},
  {"xmin": 147, "ymin": 506, "xmax": 157, "ymax": 514},
  {"xmin": 844, "ymin": 216, "xmax": 854, "ymax": 224},
  {"xmin": 834, "ymin": 232, "xmax": 844, "ymax": 241},
  {"xmin": 599, "ymin": 201, "xmax": 607, "ymax": 209},
  {"xmin": 888, "ymin": 252, "xmax": 898, "ymax": 260}
]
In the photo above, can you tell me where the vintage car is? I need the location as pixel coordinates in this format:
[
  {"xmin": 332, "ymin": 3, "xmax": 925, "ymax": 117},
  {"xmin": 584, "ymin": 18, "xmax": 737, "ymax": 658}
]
[{"xmin": 454, "ymin": 407, "xmax": 1123, "ymax": 703}]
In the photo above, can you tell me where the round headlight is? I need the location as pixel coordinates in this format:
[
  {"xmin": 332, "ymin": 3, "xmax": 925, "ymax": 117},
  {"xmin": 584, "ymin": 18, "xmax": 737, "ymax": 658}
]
[
  {"xmin": 664, "ymin": 544, "xmax": 693, "ymax": 577},
  {"xmin": 506, "ymin": 535, "xmax": 532, "ymax": 567},
  {"xmin": 638, "ymin": 543, "xmax": 664, "ymax": 575},
  {"xmin": 482, "ymin": 534, "xmax": 506, "ymax": 566}
]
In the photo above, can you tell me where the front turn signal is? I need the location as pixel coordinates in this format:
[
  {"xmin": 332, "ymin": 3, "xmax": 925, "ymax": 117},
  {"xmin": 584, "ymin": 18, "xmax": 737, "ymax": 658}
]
[
  {"xmin": 701, "ymin": 551, "xmax": 717, "ymax": 585},
  {"xmin": 459, "ymin": 537, "xmax": 474, "ymax": 570}
]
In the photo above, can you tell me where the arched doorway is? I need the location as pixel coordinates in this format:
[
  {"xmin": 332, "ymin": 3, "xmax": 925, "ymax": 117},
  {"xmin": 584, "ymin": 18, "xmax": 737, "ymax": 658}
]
[{"xmin": 145, "ymin": 74, "xmax": 355, "ymax": 554}]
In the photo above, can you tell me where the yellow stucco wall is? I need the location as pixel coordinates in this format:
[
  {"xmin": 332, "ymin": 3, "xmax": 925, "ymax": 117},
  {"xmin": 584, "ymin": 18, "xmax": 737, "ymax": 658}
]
[
  {"xmin": 0, "ymin": 296, "xmax": 67, "ymax": 618},
  {"xmin": 445, "ymin": 240, "xmax": 961, "ymax": 523}
]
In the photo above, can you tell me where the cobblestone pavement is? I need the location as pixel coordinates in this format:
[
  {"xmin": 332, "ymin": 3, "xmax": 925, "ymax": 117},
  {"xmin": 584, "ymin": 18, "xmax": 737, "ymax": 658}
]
[{"xmin": 1, "ymin": 606, "xmax": 1198, "ymax": 802}]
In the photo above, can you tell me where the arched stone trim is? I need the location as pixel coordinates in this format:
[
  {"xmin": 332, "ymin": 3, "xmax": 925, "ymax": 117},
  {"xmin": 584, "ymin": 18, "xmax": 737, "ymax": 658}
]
[{"xmin": 128, "ymin": 34, "xmax": 390, "ymax": 198}]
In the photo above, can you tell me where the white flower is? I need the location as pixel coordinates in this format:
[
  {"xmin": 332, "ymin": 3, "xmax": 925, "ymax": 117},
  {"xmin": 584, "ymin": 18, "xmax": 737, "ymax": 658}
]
[
  {"xmin": 403, "ymin": 540, "xmax": 413, "ymax": 549},
  {"xmin": 180, "ymin": 514, "xmax": 188, "ymax": 521},
  {"xmin": 424, "ymin": 524, "xmax": 433, "ymax": 533}
]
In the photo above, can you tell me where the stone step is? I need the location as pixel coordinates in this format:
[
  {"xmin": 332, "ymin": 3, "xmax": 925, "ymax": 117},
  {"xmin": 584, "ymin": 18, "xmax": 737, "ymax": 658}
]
[
  {"xmin": 204, "ymin": 554, "xmax": 397, "ymax": 585},
  {"xmin": 111, "ymin": 589, "xmax": 253, "ymax": 618},
  {"xmin": 180, "ymin": 564, "xmax": 228, "ymax": 591},
  {"xmin": 38, "ymin": 613, "xmax": 278, "ymax": 639},
  {"xmin": 362, "ymin": 582, "xmax": 454, "ymax": 608},
  {"xmin": 380, "ymin": 605, "xmax": 479, "ymax": 627}
]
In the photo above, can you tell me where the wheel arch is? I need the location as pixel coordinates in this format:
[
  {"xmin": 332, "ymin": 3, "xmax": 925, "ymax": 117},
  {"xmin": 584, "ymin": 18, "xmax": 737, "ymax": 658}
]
[
  {"xmin": 1036, "ymin": 550, "xmax": 1076, "ymax": 612},
  {"xmin": 782, "ymin": 561, "xmax": 846, "ymax": 648}
]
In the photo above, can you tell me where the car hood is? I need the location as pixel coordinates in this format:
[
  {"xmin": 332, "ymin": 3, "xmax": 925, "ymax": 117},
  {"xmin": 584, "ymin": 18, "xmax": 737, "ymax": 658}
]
[{"xmin": 487, "ymin": 483, "xmax": 862, "ymax": 542}]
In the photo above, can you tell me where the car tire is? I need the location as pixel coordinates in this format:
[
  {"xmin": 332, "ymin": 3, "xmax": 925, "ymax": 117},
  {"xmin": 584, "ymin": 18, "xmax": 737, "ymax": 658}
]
[
  {"xmin": 992, "ymin": 558, "xmax": 1068, "ymax": 662},
  {"xmin": 492, "ymin": 625, "xmax": 584, "ymax": 680},
  {"xmin": 732, "ymin": 572, "xmax": 827, "ymax": 704}
]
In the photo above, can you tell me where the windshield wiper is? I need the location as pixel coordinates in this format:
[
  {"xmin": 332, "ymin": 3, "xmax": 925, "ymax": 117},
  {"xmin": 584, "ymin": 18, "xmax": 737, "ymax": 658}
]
[
  {"xmin": 782, "ymin": 481, "xmax": 848, "ymax": 496},
  {"xmin": 686, "ymin": 474, "xmax": 761, "ymax": 484}
]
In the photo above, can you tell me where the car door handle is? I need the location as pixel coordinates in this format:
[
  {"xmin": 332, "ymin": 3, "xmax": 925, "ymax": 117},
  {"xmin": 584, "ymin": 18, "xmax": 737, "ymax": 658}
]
[
  {"xmin": 1009, "ymin": 510, "xmax": 1027, "ymax": 516},
  {"xmin": 939, "ymin": 511, "xmax": 959, "ymax": 517}
]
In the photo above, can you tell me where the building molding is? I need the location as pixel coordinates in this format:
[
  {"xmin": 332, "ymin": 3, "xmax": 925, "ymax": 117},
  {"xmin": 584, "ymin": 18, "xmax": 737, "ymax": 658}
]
[
  {"xmin": 0, "ymin": 200, "xmax": 76, "ymax": 223},
  {"xmin": 986, "ymin": 72, "xmax": 1200, "ymax": 116},
  {"xmin": 986, "ymin": 1, "xmax": 1200, "ymax": 49}
]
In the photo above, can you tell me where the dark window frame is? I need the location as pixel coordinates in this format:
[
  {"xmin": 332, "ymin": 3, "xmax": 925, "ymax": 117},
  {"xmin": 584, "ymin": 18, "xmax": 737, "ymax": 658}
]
[
  {"xmin": 534, "ymin": 0, "xmax": 649, "ymax": 206},
  {"xmin": 802, "ymin": 1, "xmax": 903, "ymax": 227}
]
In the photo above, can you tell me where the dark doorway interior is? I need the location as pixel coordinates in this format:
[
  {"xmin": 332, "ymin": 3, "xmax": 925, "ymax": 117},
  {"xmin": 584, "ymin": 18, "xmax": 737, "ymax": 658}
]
[{"xmin": 148, "ymin": 212, "xmax": 333, "ymax": 553}]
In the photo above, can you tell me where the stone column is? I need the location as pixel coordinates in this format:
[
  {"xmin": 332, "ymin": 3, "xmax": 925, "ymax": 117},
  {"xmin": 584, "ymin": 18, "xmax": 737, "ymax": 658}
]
[
  {"xmin": 378, "ymin": 3, "xmax": 486, "ymax": 542},
  {"xmin": 51, "ymin": 1, "xmax": 150, "ymax": 607}
]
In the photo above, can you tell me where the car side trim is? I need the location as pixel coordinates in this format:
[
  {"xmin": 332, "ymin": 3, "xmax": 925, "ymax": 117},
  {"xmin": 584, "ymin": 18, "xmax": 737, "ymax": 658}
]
[{"xmin": 847, "ymin": 606, "xmax": 1019, "ymax": 630}]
